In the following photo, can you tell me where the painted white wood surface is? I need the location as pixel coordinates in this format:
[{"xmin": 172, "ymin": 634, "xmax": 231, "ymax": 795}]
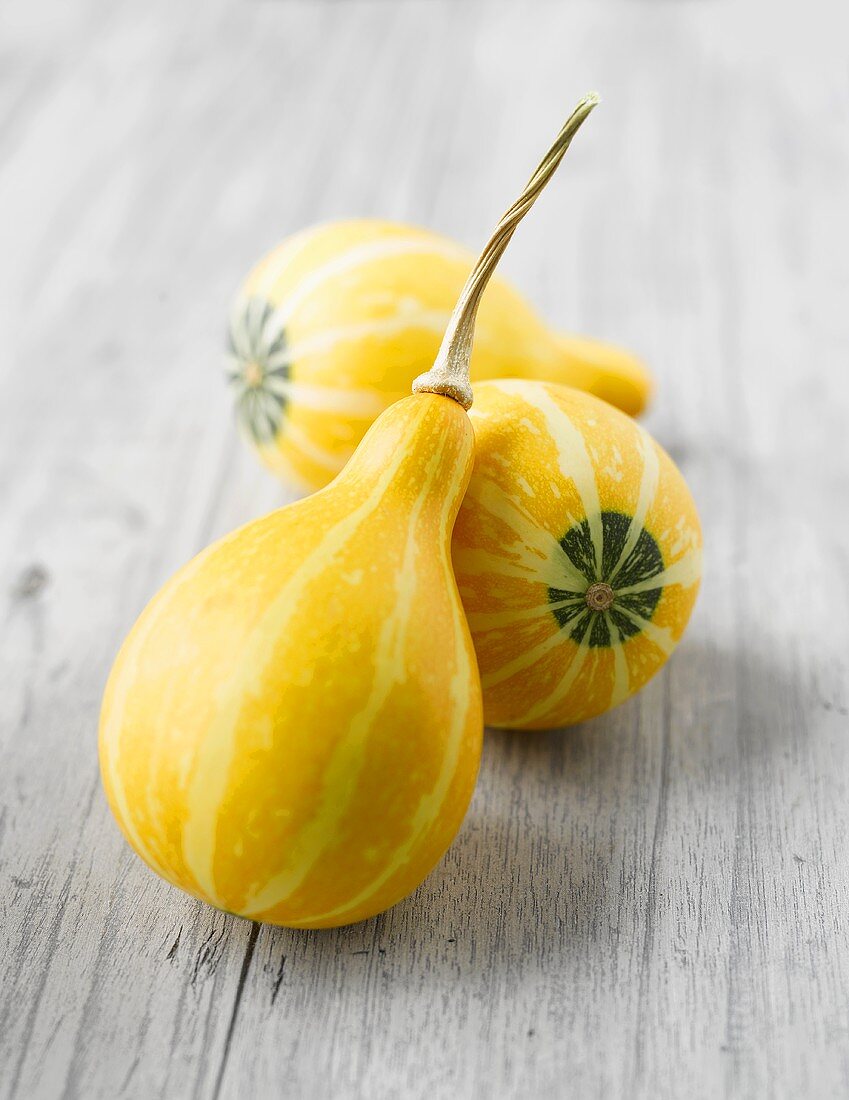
[{"xmin": 1, "ymin": 1, "xmax": 847, "ymax": 1097}]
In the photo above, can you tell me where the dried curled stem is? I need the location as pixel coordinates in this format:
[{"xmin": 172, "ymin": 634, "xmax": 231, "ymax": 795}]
[{"xmin": 413, "ymin": 92, "xmax": 600, "ymax": 410}]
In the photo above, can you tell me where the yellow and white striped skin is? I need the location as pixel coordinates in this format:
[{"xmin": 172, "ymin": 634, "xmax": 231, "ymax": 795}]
[
  {"xmin": 453, "ymin": 381, "xmax": 702, "ymax": 730},
  {"xmin": 99, "ymin": 393, "xmax": 483, "ymax": 929},
  {"xmin": 228, "ymin": 219, "xmax": 653, "ymax": 493}
]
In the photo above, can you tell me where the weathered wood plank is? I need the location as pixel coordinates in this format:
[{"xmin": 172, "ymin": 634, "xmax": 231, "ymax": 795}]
[{"xmin": 1, "ymin": 2, "xmax": 848, "ymax": 1099}]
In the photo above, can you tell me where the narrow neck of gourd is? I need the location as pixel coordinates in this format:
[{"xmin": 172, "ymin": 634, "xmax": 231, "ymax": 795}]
[{"xmin": 338, "ymin": 395, "xmax": 474, "ymax": 521}]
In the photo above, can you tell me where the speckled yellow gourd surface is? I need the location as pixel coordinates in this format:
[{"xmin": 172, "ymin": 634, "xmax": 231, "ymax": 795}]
[
  {"xmin": 453, "ymin": 380, "xmax": 702, "ymax": 729},
  {"xmin": 228, "ymin": 219, "xmax": 652, "ymax": 492},
  {"xmin": 99, "ymin": 394, "xmax": 482, "ymax": 928}
]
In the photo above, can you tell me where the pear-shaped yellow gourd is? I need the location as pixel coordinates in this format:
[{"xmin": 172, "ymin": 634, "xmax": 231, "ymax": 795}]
[
  {"xmin": 453, "ymin": 380, "xmax": 702, "ymax": 730},
  {"xmin": 100, "ymin": 95, "xmax": 600, "ymax": 927},
  {"xmin": 228, "ymin": 221, "xmax": 651, "ymax": 493},
  {"xmin": 100, "ymin": 394, "xmax": 479, "ymax": 928}
]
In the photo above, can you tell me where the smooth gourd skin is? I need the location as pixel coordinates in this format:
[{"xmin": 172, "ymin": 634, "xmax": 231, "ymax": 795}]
[
  {"xmin": 453, "ymin": 381, "xmax": 702, "ymax": 730},
  {"xmin": 228, "ymin": 220, "xmax": 652, "ymax": 493},
  {"xmin": 99, "ymin": 394, "xmax": 482, "ymax": 929}
]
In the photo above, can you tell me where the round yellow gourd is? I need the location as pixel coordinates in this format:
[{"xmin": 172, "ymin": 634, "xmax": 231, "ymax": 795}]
[
  {"xmin": 453, "ymin": 380, "xmax": 702, "ymax": 730},
  {"xmin": 100, "ymin": 95, "xmax": 601, "ymax": 927},
  {"xmin": 228, "ymin": 219, "xmax": 652, "ymax": 493}
]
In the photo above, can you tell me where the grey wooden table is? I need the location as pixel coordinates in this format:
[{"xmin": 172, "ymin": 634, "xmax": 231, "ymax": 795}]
[{"xmin": 2, "ymin": 1, "xmax": 848, "ymax": 1097}]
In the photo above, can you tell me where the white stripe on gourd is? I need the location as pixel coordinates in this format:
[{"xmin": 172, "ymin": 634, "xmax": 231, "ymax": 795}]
[
  {"xmin": 515, "ymin": 619, "xmax": 595, "ymax": 727},
  {"xmin": 101, "ymin": 544, "xmax": 222, "ymax": 884},
  {"xmin": 612, "ymin": 607, "xmax": 677, "ymax": 656},
  {"xmin": 608, "ymin": 427, "xmax": 660, "ymax": 581},
  {"xmin": 280, "ymin": 309, "xmax": 454, "ymax": 366},
  {"xmin": 264, "ymin": 236, "xmax": 470, "ymax": 336},
  {"xmin": 615, "ymin": 547, "xmax": 702, "ymax": 595},
  {"xmin": 299, "ymin": 468, "xmax": 475, "ymax": 927},
  {"xmin": 242, "ymin": 434, "xmax": 448, "ymax": 916},
  {"xmin": 467, "ymin": 477, "xmax": 588, "ymax": 592},
  {"xmin": 480, "ymin": 628, "xmax": 567, "ymax": 691},
  {"xmin": 255, "ymin": 225, "xmax": 318, "ymax": 299},
  {"xmin": 181, "ymin": 436, "xmax": 415, "ymax": 904},
  {"xmin": 488, "ymin": 380, "xmax": 606, "ymax": 573}
]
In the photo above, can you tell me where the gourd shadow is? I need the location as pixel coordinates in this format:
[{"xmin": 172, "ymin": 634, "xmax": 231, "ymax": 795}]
[
  {"xmin": 258, "ymin": 636, "xmax": 795, "ymax": 985},
  {"xmin": 422, "ymin": 637, "xmax": 792, "ymax": 966}
]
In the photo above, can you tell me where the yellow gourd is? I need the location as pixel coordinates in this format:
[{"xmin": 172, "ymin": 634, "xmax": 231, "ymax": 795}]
[
  {"xmin": 100, "ymin": 395, "xmax": 479, "ymax": 928},
  {"xmin": 453, "ymin": 380, "xmax": 702, "ymax": 730},
  {"xmin": 100, "ymin": 95, "xmax": 600, "ymax": 927},
  {"xmin": 227, "ymin": 223, "xmax": 651, "ymax": 494}
]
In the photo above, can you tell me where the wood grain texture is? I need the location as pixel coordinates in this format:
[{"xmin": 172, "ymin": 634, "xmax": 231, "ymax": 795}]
[{"xmin": 1, "ymin": 1, "xmax": 847, "ymax": 1097}]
